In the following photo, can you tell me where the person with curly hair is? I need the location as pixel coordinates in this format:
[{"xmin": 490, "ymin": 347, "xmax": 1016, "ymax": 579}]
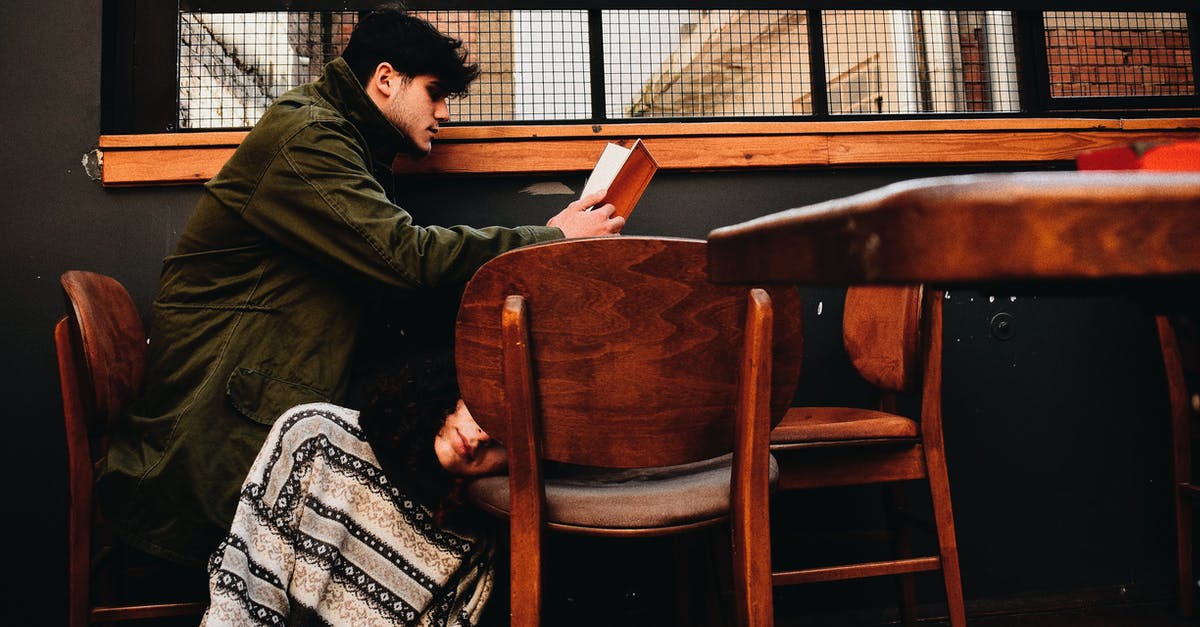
[{"xmin": 203, "ymin": 348, "xmax": 507, "ymax": 626}]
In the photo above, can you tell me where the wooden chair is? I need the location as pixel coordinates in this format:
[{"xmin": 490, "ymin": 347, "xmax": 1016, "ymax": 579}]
[
  {"xmin": 455, "ymin": 236, "xmax": 804, "ymax": 626},
  {"xmin": 55, "ymin": 270, "xmax": 208, "ymax": 626},
  {"xmin": 1077, "ymin": 141, "xmax": 1200, "ymax": 617},
  {"xmin": 1155, "ymin": 313, "xmax": 1199, "ymax": 618},
  {"xmin": 768, "ymin": 284, "xmax": 966, "ymax": 626}
]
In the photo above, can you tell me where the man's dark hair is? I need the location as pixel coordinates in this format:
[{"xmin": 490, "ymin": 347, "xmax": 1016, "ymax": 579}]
[{"xmin": 341, "ymin": 4, "xmax": 481, "ymax": 97}]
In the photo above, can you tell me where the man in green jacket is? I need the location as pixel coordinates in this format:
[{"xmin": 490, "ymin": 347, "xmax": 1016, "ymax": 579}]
[{"xmin": 98, "ymin": 5, "xmax": 622, "ymax": 591}]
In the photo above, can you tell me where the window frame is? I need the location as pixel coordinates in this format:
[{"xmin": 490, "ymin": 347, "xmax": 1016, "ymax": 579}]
[
  {"xmin": 105, "ymin": 1, "xmax": 1200, "ymax": 132},
  {"xmin": 98, "ymin": 1, "xmax": 1200, "ymax": 186},
  {"xmin": 97, "ymin": 117, "xmax": 1200, "ymax": 186}
]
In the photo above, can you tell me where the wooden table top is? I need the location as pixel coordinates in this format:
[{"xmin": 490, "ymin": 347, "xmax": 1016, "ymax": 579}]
[{"xmin": 706, "ymin": 171, "xmax": 1200, "ymax": 286}]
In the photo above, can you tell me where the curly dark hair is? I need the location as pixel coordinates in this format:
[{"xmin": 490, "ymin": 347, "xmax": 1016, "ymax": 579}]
[
  {"xmin": 341, "ymin": 3, "xmax": 481, "ymax": 96},
  {"xmin": 357, "ymin": 346, "xmax": 463, "ymax": 518}
]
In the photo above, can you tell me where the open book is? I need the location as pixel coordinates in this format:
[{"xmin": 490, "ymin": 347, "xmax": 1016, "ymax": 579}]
[{"xmin": 580, "ymin": 139, "xmax": 659, "ymax": 221}]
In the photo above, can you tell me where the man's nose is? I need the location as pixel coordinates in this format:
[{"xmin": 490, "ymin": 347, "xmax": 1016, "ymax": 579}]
[{"xmin": 436, "ymin": 100, "xmax": 450, "ymax": 122}]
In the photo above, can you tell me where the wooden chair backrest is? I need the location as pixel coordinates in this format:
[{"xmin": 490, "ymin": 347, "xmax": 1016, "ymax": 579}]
[
  {"xmin": 58, "ymin": 270, "xmax": 147, "ymax": 434},
  {"xmin": 842, "ymin": 285, "xmax": 923, "ymax": 393},
  {"xmin": 455, "ymin": 236, "xmax": 803, "ymax": 468},
  {"xmin": 56, "ymin": 270, "xmax": 147, "ymax": 627}
]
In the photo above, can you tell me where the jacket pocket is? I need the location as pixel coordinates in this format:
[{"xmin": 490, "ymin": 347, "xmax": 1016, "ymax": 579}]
[{"xmin": 226, "ymin": 367, "xmax": 331, "ymax": 426}]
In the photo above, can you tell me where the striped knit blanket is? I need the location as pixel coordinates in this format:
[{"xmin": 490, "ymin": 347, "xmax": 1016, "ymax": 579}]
[{"xmin": 203, "ymin": 403, "xmax": 494, "ymax": 626}]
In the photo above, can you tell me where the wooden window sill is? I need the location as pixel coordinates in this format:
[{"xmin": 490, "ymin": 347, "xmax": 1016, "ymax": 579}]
[{"xmin": 96, "ymin": 117, "xmax": 1200, "ymax": 187}]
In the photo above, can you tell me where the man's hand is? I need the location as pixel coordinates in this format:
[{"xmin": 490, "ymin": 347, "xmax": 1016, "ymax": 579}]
[{"xmin": 547, "ymin": 189, "xmax": 625, "ymax": 238}]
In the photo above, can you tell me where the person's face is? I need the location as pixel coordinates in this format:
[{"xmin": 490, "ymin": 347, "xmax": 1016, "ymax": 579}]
[
  {"xmin": 379, "ymin": 72, "xmax": 450, "ymax": 156},
  {"xmin": 434, "ymin": 400, "xmax": 507, "ymax": 476}
]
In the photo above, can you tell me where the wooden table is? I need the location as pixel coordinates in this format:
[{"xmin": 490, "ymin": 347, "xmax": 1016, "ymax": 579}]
[
  {"xmin": 705, "ymin": 170, "xmax": 1200, "ymax": 618},
  {"xmin": 706, "ymin": 172, "xmax": 1200, "ymax": 287}
]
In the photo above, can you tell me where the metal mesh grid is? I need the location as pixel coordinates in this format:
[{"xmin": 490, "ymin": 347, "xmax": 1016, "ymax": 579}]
[
  {"xmin": 1044, "ymin": 11, "xmax": 1194, "ymax": 98},
  {"xmin": 608, "ymin": 10, "xmax": 810, "ymax": 119},
  {"xmin": 177, "ymin": 9, "xmax": 1192, "ymax": 129},
  {"xmin": 507, "ymin": 11, "xmax": 591, "ymax": 121},
  {"xmin": 411, "ymin": 10, "xmax": 588, "ymax": 123},
  {"xmin": 821, "ymin": 10, "xmax": 1020, "ymax": 115},
  {"xmin": 421, "ymin": 10, "xmax": 594, "ymax": 122},
  {"xmin": 179, "ymin": 11, "xmax": 356, "ymax": 129}
]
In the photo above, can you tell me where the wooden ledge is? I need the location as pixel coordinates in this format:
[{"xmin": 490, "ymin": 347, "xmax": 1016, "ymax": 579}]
[{"xmin": 97, "ymin": 117, "xmax": 1200, "ymax": 187}]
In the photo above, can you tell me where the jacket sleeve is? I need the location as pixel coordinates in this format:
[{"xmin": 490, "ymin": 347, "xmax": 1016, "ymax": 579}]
[{"xmin": 239, "ymin": 120, "xmax": 563, "ymax": 289}]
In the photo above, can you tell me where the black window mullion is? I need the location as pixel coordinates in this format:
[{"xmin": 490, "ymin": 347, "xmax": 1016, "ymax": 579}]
[
  {"xmin": 588, "ymin": 9, "xmax": 607, "ymax": 122},
  {"xmin": 103, "ymin": 0, "xmax": 179, "ymax": 133},
  {"xmin": 806, "ymin": 9, "xmax": 829, "ymax": 119},
  {"xmin": 1189, "ymin": 11, "xmax": 1199, "ymax": 97},
  {"xmin": 1014, "ymin": 10, "xmax": 1048, "ymax": 115}
]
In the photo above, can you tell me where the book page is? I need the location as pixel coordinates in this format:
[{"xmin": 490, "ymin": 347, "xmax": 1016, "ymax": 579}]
[{"xmin": 581, "ymin": 143, "xmax": 632, "ymax": 199}]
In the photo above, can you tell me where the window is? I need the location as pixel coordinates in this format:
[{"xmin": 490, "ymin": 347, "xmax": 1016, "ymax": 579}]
[
  {"xmin": 1042, "ymin": 11, "xmax": 1195, "ymax": 108},
  {"xmin": 179, "ymin": 11, "xmax": 355, "ymax": 128},
  {"xmin": 103, "ymin": 2, "xmax": 1198, "ymax": 134}
]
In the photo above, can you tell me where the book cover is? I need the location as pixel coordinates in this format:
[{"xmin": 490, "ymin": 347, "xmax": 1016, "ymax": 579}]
[{"xmin": 580, "ymin": 139, "xmax": 659, "ymax": 220}]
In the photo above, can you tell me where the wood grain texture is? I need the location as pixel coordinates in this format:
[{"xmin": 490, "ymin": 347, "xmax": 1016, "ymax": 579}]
[
  {"xmin": 455, "ymin": 236, "xmax": 803, "ymax": 468},
  {"xmin": 97, "ymin": 118, "xmax": 1200, "ymax": 186},
  {"xmin": 60, "ymin": 271, "xmax": 147, "ymax": 426},
  {"xmin": 843, "ymin": 285, "xmax": 922, "ymax": 392},
  {"xmin": 731, "ymin": 288, "xmax": 776, "ymax": 627},
  {"xmin": 460, "ymin": 237, "xmax": 794, "ymax": 626},
  {"xmin": 708, "ymin": 171, "xmax": 1200, "ymax": 285},
  {"xmin": 501, "ymin": 295, "xmax": 544, "ymax": 627}
]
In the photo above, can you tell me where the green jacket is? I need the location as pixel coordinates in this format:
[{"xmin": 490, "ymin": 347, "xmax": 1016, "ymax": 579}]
[{"xmin": 99, "ymin": 58, "xmax": 562, "ymax": 566}]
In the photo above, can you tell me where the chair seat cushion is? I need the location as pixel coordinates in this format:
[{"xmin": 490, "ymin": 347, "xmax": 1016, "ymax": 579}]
[
  {"xmin": 771, "ymin": 406, "xmax": 918, "ymax": 445},
  {"xmin": 466, "ymin": 453, "xmax": 778, "ymax": 531}
]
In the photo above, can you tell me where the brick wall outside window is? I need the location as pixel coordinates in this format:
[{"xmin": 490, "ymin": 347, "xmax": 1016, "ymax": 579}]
[{"xmin": 1045, "ymin": 11, "xmax": 1194, "ymax": 98}]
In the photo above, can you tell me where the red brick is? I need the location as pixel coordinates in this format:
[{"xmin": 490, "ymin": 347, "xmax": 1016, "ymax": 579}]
[
  {"xmin": 1052, "ymin": 82, "xmax": 1091, "ymax": 97},
  {"xmin": 1129, "ymin": 31, "xmax": 1167, "ymax": 50},
  {"xmin": 1129, "ymin": 50, "xmax": 1152, "ymax": 65},
  {"xmin": 1160, "ymin": 67, "xmax": 1194, "ymax": 86},
  {"xmin": 1113, "ymin": 83, "xmax": 1142, "ymax": 96},
  {"xmin": 1153, "ymin": 49, "xmax": 1193, "ymax": 67},
  {"xmin": 1049, "ymin": 68, "xmax": 1074, "ymax": 84},
  {"xmin": 1046, "ymin": 29, "xmax": 1093, "ymax": 49},
  {"xmin": 1162, "ymin": 31, "xmax": 1190, "ymax": 49},
  {"xmin": 1073, "ymin": 66, "xmax": 1106, "ymax": 84},
  {"xmin": 1095, "ymin": 30, "xmax": 1139, "ymax": 48},
  {"xmin": 1083, "ymin": 48, "xmax": 1128, "ymax": 66},
  {"xmin": 1099, "ymin": 66, "xmax": 1132, "ymax": 83}
]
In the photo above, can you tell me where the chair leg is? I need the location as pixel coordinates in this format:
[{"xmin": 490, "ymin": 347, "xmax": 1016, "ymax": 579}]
[
  {"xmin": 1177, "ymin": 483, "xmax": 1195, "ymax": 617},
  {"xmin": 702, "ymin": 524, "xmax": 736, "ymax": 627},
  {"xmin": 885, "ymin": 484, "xmax": 919, "ymax": 627},
  {"xmin": 479, "ymin": 522, "xmax": 512, "ymax": 627},
  {"xmin": 1159, "ymin": 315, "xmax": 1195, "ymax": 617},
  {"xmin": 665, "ymin": 528, "xmax": 738, "ymax": 627},
  {"xmin": 509, "ymin": 527, "xmax": 542, "ymax": 626},
  {"xmin": 670, "ymin": 534, "xmax": 700, "ymax": 626},
  {"xmin": 925, "ymin": 452, "xmax": 966, "ymax": 627}
]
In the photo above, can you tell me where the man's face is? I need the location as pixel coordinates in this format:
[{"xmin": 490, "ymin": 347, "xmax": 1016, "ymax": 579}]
[{"xmin": 379, "ymin": 74, "xmax": 450, "ymax": 156}]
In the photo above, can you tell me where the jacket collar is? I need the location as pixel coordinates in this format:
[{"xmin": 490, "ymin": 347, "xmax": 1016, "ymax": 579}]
[{"xmin": 313, "ymin": 57, "xmax": 411, "ymax": 164}]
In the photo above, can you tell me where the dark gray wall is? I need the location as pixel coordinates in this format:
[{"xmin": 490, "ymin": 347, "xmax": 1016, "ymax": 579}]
[
  {"xmin": 2, "ymin": 1, "xmax": 1180, "ymax": 623},
  {"xmin": 1, "ymin": 3, "xmax": 195, "ymax": 623}
]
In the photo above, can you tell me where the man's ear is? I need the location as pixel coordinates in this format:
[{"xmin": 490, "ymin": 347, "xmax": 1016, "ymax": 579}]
[
  {"xmin": 370, "ymin": 62, "xmax": 397, "ymax": 96},
  {"xmin": 364, "ymin": 62, "xmax": 409, "ymax": 109}
]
